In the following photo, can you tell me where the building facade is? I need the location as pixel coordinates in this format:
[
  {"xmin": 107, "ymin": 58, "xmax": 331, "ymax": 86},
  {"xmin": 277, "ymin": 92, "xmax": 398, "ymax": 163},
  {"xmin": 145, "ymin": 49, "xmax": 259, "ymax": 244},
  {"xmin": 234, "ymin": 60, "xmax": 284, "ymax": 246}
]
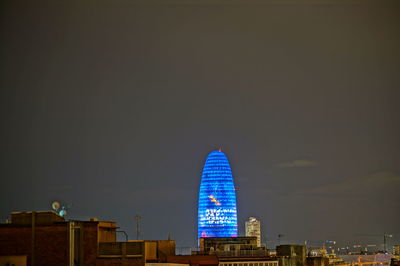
[
  {"xmin": 0, "ymin": 211, "xmax": 175, "ymax": 266},
  {"xmin": 276, "ymin": 245, "xmax": 306, "ymax": 266},
  {"xmin": 245, "ymin": 217, "xmax": 261, "ymax": 247},
  {"xmin": 199, "ymin": 237, "xmax": 260, "ymax": 254},
  {"xmin": 219, "ymin": 259, "xmax": 278, "ymax": 266},
  {"xmin": 394, "ymin": 245, "xmax": 400, "ymax": 256},
  {"xmin": 198, "ymin": 150, "xmax": 238, "ymax": 238}
]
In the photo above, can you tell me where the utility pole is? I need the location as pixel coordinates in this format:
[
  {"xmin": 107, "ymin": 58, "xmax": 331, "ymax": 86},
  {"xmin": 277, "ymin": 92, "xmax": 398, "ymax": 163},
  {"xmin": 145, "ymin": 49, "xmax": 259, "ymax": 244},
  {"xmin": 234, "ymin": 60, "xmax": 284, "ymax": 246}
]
[{"xmin": 135, "ymin": 215, "xmax": 142, "ymax": 240}]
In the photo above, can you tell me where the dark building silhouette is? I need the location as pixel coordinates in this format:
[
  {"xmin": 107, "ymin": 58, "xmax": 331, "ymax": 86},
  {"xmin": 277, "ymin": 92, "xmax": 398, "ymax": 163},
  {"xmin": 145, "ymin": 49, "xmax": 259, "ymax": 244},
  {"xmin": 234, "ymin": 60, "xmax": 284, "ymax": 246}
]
[
  {"xmin": 306, "ymin": 257, "xmax": 330, "ymax": 266},
  {"xmin": 276, "ymin": 245, "xmax": 307, "ymax": 266},
  {"xmin": 0, "ymin": 211, "xmax": 175, "ymax": 266}
]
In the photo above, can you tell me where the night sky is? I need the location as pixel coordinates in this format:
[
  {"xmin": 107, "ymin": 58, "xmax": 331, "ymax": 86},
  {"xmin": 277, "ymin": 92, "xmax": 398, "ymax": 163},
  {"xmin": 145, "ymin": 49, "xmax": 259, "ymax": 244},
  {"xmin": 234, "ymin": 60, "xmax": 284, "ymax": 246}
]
[{"xmin": 1, "ymin": 0, "xmax": 399, "ymax": 249}]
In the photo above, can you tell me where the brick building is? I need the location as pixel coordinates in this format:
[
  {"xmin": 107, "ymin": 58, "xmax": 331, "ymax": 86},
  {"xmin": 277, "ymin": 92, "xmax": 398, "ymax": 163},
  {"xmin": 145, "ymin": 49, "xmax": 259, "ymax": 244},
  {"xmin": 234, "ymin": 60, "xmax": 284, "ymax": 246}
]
[{"xmin": 0, "ymin": 211, "xmax": 175, "ymax": 266}]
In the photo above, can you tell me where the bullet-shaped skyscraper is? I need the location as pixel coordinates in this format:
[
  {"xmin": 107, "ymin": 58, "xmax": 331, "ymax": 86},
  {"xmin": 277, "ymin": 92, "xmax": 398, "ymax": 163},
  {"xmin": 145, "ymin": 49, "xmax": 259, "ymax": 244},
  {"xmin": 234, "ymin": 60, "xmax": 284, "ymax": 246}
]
[{"xmin": 198, "ymin": 150, "xmax": 238, "ymax": 238}]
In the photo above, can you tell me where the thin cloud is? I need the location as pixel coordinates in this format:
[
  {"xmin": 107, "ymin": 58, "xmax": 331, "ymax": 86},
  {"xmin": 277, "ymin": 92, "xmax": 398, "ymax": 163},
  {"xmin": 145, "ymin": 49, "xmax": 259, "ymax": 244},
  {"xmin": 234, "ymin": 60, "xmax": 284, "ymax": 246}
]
[
  {"xmin": 277, "ymin": 160, "xmax": 317, "ymax": 168},
  {"xmin": 298, "ymin": 171, "xmax": 400, "ymax": 198}
]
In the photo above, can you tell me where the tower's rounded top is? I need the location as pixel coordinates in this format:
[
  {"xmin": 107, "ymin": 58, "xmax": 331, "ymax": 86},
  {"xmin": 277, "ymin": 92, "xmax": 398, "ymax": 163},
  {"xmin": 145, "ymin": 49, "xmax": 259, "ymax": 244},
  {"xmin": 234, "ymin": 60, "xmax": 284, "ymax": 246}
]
[
  {"xmin": 204, "ymin": 150, "xmax": 231, "ymax": 170},
  {"xmin": 208, "ymin": 149, "xmax": 227, "ymax": 157}
]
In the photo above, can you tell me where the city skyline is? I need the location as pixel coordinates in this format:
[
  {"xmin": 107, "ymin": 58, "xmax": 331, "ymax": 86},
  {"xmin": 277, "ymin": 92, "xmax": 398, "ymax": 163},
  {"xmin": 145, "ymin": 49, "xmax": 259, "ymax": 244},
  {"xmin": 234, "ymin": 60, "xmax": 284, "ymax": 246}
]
[{"xmin": 0, "ymin": 0, "xmax": 399, "ymax": 250}]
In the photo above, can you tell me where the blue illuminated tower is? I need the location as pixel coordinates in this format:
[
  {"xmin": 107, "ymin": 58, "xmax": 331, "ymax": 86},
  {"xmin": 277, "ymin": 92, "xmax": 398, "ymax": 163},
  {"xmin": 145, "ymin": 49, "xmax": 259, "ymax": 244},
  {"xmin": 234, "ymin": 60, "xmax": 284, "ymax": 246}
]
[{"xmin": 198, "ymin": 150, "xmax": 238, "ymax": 238}]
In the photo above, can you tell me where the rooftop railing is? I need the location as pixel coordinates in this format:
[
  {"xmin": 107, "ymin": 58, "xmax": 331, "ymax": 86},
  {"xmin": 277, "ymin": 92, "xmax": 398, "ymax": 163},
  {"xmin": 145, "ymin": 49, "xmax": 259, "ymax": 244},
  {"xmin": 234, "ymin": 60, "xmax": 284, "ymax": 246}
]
[{"xmin": 193, "ymin": 249, "xmax": 270, "ymax": 257}]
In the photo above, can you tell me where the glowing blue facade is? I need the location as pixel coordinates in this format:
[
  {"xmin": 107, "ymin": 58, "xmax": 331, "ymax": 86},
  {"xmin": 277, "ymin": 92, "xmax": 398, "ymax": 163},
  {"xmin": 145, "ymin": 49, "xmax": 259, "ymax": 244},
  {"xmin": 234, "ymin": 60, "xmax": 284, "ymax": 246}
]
[{"xmin": 198, "ymin": 150, "xmax": 238, "ymax": 238}]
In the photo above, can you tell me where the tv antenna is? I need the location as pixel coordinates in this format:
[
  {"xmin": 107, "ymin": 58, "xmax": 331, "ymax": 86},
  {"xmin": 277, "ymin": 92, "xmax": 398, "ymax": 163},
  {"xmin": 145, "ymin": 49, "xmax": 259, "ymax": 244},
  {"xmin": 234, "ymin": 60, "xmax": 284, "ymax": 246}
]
[{"xmin": 135, "ymin": 215, "xmax": 142, "ymax": 240}]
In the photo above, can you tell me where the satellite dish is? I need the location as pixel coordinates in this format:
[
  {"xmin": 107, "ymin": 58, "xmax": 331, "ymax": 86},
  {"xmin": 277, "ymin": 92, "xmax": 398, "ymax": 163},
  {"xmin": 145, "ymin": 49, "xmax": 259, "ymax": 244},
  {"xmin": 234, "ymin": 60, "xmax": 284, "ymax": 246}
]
[
  {"xmin": 59, "ymin": 208, "xmax": 67, "ymax": 217},
  {"xmin": 51, "ymin": 201, "xmax": 70, "ymax": 217},
  {"xmin": 52, "ymin": 201, "xmax": 60, "ymax": 211}
]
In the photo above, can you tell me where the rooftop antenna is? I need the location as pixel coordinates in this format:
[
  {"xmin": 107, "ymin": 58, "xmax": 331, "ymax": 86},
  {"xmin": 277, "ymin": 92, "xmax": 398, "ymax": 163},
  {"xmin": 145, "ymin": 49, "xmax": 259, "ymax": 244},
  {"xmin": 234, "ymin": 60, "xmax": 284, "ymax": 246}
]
[{"xmin": 135, "ymin": 215, "xmax": 142, "ymax": 240}]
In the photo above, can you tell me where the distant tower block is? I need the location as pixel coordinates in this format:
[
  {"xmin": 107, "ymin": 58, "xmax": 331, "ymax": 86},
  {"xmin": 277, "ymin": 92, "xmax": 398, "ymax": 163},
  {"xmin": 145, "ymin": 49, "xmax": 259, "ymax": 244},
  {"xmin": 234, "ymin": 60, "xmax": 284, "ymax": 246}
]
[{"xmin": 245, "ymin": 217, "xmax": 261, "ymax": 247}]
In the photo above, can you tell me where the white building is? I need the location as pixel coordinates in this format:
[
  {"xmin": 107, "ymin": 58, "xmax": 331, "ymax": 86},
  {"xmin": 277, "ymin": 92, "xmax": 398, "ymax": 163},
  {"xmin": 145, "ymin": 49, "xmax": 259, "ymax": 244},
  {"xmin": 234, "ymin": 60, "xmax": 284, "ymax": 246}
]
[{"xmin": 245, "ymin": 217, "xmax": 261, "ymax": 247}]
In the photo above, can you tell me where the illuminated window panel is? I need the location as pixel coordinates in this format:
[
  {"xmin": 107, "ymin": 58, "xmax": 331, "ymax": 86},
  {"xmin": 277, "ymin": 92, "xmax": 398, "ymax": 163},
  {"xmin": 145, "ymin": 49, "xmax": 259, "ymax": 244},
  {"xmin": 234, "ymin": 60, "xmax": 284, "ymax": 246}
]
[{"xmin": 198, "ymin": 150, "xmax": 238, "ymax": 238}]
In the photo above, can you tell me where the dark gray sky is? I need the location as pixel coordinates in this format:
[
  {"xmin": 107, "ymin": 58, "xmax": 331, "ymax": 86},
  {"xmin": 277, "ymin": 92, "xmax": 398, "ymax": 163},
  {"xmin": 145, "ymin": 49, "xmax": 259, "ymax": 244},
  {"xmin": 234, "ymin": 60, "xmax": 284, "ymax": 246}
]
[{"xmin": 1, "ymin": 0, "xmax": 399, "ymax": 249}]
